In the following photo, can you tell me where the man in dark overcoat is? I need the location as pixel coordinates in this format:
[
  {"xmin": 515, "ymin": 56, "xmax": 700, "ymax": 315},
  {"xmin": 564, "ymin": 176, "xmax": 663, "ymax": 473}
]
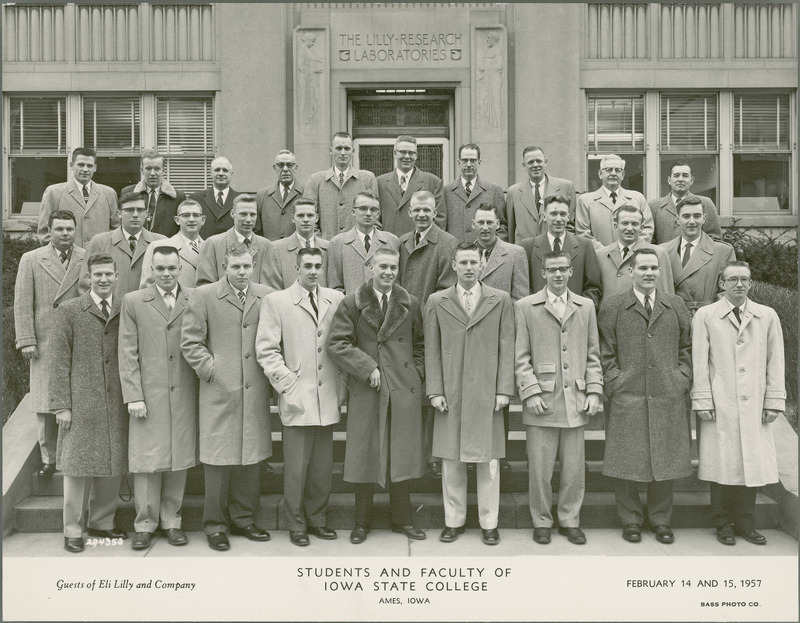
[
  {"xmin": 49, "ymin": 253, "xmax": 129, "ymax": 553},
  {"xmin": 327, "ymin": 248, "xmax": 426, "ymax": 544},
  {"xmin": 598, "ymin": 248, "xmax": 693, "ymax": 545}
]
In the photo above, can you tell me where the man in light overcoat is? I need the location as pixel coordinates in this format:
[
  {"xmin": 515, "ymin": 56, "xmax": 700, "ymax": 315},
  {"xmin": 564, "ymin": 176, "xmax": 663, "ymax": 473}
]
[
  {"xmin": 327, "ymin": 248, "xmax": 427, "ymax": 544},
  {"xmin": 181, "ymin": 244, "xmax": 272, "ymax": 551},
  {"xmin": 425, "ymin": 243, "xmax": 515, "ymax": 546},
  {"xmin": 598, "ymin": 248, "xmax": 693, "ymax": 545},
  {"xmin": 515, "ymin": 251, "xmax": 603, "ymax": 546},
  {"xmin": 119, "ymin": 246, "xmax": 198, "ymax": 550},
  {"xmin": 15, "ymin": 210, "xmax": 86, "ymax": 476},
  {"xmin": 257, "ymin": 248, "xmax": 345, "ymax": 547},
  {"xmin": 692, "ymin": 261, "xmax": 786, "ymax": 546},
  {"xmin": 265, "ymin": 199, "xmax": 330, "ymax": 289}
]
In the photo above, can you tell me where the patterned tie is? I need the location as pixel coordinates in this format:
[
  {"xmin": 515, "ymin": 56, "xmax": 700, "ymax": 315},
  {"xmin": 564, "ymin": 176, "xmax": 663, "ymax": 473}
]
[
  {"xmin": 243, "ymin": 237, "xmax": 251, "ymax": 248},
  {"xmin": 414, "ymin": 232, "xmax": 421, "ymax": 248},
  {"xmin": 237, "ymin": 289, "xmax": 246, "ymax": 306},
  {"xmin": 553, "ymin": 237, "xmax": 561, "ymax": 254},
  {"xmin": 100, "ymin": 299, "xmax": 109, "ymax": 319},
  {"xmin": 338, "ymin": 171, "xmax": 344, "ymax": 187},
  {"xmin": 309, "ymin": 290, "xmax": 318, "ymax": 319},
  {"xmin": 82, "ymin": 185, "xmax": 89, "ymax": 203},
  {"xmin": 534, "ymin": 183, "xmax": 541, "ymax": 209},
  {"xmin": 732, "ymin": 306, "xmax": 742, "ymax": 324},
  {"xmin": 682, "ymin": 241, "xmax": 693, "ymax": 268},
  {"xmin": 479, "ymin": 247, "xmax": 488, "ymax": 272},
  {"xmin": 217, "ymin": 191, "xmax": 224, "ymax": 210},
  {"xmin": 610, "ymin": 191, "xmax": 617, "ymax": 205},
  {"xmin": 163, "ymin": 290, "xmax": 174, "ymax": 311},
  {"xmin": 400, "ymin": 174, "xmax": 408, "ymax": 193},
  {"xmin": 305, "ymin": 238, "xmax": 312, "ymax": 249},
  {"xmin": 129, "ymin": 235, "xmax": 137, "ymax": 254},
  {"xmin": 146, "ymin": 190, "xmax": 157, "ymax": 230},
  {"xmin": 644, "ymin": 294, "xmax": 652, "ymax": 318},
  {"xmin": 190, "ymin": 240, "xmax": 200, "ymax": 254},
  {"xmin": 463, "ymin": 290, "xmax": 474, "ymax": 317},
  {"xmin": 465, "ymin": 180, "xmax": 472, "ymax": 197},
  {"xmin": 364, "ymin": 233, "xmax": 371, "ymax": 253},
  {"xmin": 281, "ymin": 184, "xmax": 288, "ymax": 203},
  {"xmin": 60, "ymin": 250, "xmax": 69, "ymax": 268},
  {"xmin": 621, "ymin": 246, "xmax": 629, "ymax": 260}
]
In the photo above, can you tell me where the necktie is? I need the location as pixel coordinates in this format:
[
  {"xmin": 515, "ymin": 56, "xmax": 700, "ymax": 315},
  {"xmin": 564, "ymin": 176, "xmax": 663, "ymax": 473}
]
[
  {"xmin": 463, "ymin": 290, "xmax": 474, "ymax": 317},
  {"xmin": 621, "ymin": 246, "xmax": 629, "ymax": 260},
  {"xmin": 644, "ymin": 295, "xmax": 652, "ymax": 318},
  {"xmin": 82, "ymin": 185, "xmax": 89, "ymax": 202},
  {"xmin": 338, "ymin": 171, "xmax": 344, "ymax": 187},
  {"xmin": 129, "ymin": 235, "xmax": 137, "ymax": 254},
  {"xmin": 732, "ymin": 306, "xmax": 742, "ymax": 324},
  {"xmin": 305, "ymin": 238, "xmax": 312, "ymax": 249},
  {"xmin": 553, "ymin": 237, "xmax": 561, "ymax": 254},
  {"xmin": 553, "ymin": 295, "xmax": 564, "ymax": 319},
  {"xmin": 610, "ymin": 191, "xmax": 617, "ymax": 205},
  {"xmin": 281, "ymin": 184, "xmax": 288, "ymax": 202},
  {"xmin": 682, "ymin": 241, "xmax": 693, "ymax": 267},
  {"xmin": 479, "ymin": 247, "xmax": 488, "ymax": 271},
  {"xmin": 364, "ymin": 233, "xmax": 371, "ymax": 253},
  {"xmin": 216, "ymin": 191, "xmax": 224, "ymax": 210},
  {"xmin": 163, "ymin": 291, "xmax": 174, "ymax": 311},
  {"xmin": 190, "ymin": 240, "xmax": 200, "ymax": 254},
  {"xmin": 243, "ymin": 237, "xmax": 251, "ymax": 248},
  {"xmin": 146, "ymin": 190, "xmax": 156, "ymax": 230},
  {"xmin": 534, "ymin": 183, "xmax": 541, "ymax": 208},
  {"xmin": 400, "ymin": 174, "xmax": 408, "ymax": 193},
  {"xmin": 100, "ymin": 299, "xmax": 109, "ymax": 319},
  {"xmin": 465, "ymin": 180, "xmax": 472, "ymax": 197},
  {"xmin": 237, "ymin": 289, "xmax": 246, "ymax": 306},
  {"xmin": 414, "ymin": 232, "xmax": 421, "ymax": 248},
  {"xmin": 60, "ymin": 250, "xmax": 69, "ymax": 268},
  {"xmin": 380, "ymin": 293, "xmax": 387, "ymax": 316},
  {"xmin": 309, "ymin": 290, "xmax": 318, "ymax": 319}
]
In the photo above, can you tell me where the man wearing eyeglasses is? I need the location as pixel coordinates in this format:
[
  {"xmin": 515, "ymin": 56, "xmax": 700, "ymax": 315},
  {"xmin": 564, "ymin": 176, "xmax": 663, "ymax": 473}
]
[
  {"xmin": 692, "ymin": 261, "xmax": 785, "ymax": 546},
  {"xmin": 377, "ymin": 135, "xmax": 446, "ymax": 237},
  {"xmin": 121, "ymin": 149, "xmax": 185, "ymax": 237},
  {"xmin": 139, "ymin": 199, "xmax": 207, "ymax": 290},
  {"xmin": 84, "ymin": 192, "xmax": 166, "ymax": 296},
  {"xmin": 256, "ymin": 150, "xmax": 305, "ymax": 241},
  {"xmin": 575, "ymin": 154, "xmax": 654, "ymax": 251}
]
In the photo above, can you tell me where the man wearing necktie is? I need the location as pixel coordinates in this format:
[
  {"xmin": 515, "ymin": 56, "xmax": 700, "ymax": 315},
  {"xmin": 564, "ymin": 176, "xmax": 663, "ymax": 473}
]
[
  {"xmin": 256, "ymin": 150, "xmax": 306, "ymax": 242},
  {"xmin": 119, "ymin": 246, "xmax": 197, "ymax": 550},
  {"xmin": 515, "ymin": 251, "xmax": 603, "ymax": 546},
  {"xmin": 692, "ymin": 261, "xmax": 786, "ymax": 546},
  {"xmin": 575, "ymin": 154, "xmax": 654, "ymax": 251},
  {"xmin": 189, "ymin": 156, "xmax": 252, "ymax": 239},
  {"xmin": 327, "ymin": 248, "xmax": 427, "ymax": 544},
  {"xmin": 598, "ymin": 248, "xmax": 693, "ymax": 546},
  {"xmin": 37, "ymin": 147, "xmax": 120, "ymax": 248},
  {"xmin": 15, "ymin": 210, "xmax": 87, "ymax": 478},
  {"xmin": 425, "ymin": 244, "xmax": 515, "ymax": 546},
  {"xmin": 257, "ymin": 248, "xmax": 346, "ymax": 547},
  {"xmin": 121, "ymin": 149, "xmax": 185, "ymax": 237},
  {"xmin": 181, "ymin": 243, "xmax": 273, "ymax": 551},
  {"xmin": 50, "ymin": 253, "xmax": 129, "ymax": 553}
]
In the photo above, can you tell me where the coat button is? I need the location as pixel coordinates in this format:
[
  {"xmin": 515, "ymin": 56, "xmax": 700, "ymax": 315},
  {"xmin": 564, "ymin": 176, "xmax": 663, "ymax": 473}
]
[
  {"xmin": 737, "ymin": 340, "xmax": 744, "ymax": 345},
  {"xmin": 245, "ymin": 353, "xmax": 250, "ymax": 359},
  {"xmin": 104, "ymin": 330, "xmax": 108, "ymax": 335},
  {"xmin": 318, "ymin": 365, "xmax": 323, "ymax": 370},
  {"xmin": 399, "ymin": 337, "xmax": 404, "ymax": 342},
  {"xmin": 410, "ymin": 388, "xmax": 414, "ymax": 393},
  {"xmin": 564, "ymin": 383, "xmax": 569, "ymax": 388},
  {"xmin": 169, "ymin": 355, "xmax": 174, "ymax": 361},
  {"xmin": 245, "ymin": 383, "xmax": 250, "ymax": 389},
  {"xmin": 739, "ymin": 368, "xmax": 745, "ymax": 373},
  {"xmin": 617, "ymin": 272, "xmax": 623, "ymax": 278},
  {"xmin": 562, "ymin": 346, "xmax": 567, "ymax": 351},
  {"xmin": 563, "ymin": 363, "xmax": 568, "ymax": 369},
  {"xmin": 170, "ymin": 386, "xmax": 175, "ymax": 391},
  {"xmin": 318, "ymin": 381, "xmax": 323, "ymax": 386},
  {"xmin": 318, "ymin": 347, "xmax": 322, "ymax": 353},
  {"xmin": 647, "ymin": 333, "xmax": 652, "ymax": 338},
  {"xmin": 318, "ymin": 331, "xmax": 323, "ymax": 337},
  {"xmin": 404, "ymin": 362, "xmax": 409, "ymax": 367},
  {"xmin": 648, "ymin": 364, "xmax": 653, "ymax": 369},
  {"xmin": 741, "ymin": 396, "xmax": 748, "ymax": 401},
  {"xmin": 562, "ymin": 328, "xmax": 567, "ymax": 333},
  {"xmin": 105, "ymin": 358, "xmax": 110, "ymax": 363},
  {"xmin": 243, "ymin": 323, "xmax": 249, "ymax": 328},
  {"xmin": 53, "ymin": 303, "xmax": 59, "ymax": 308},
  {"xmin": 166, "ymin": 325, "xmax": 171, "ymax": 330}
]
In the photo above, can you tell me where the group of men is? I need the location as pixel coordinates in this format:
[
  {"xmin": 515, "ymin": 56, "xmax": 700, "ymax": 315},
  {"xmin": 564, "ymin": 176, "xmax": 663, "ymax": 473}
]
[{"xmin": 16, "ymin": 134, "xmax": 785, "ymax": 552}]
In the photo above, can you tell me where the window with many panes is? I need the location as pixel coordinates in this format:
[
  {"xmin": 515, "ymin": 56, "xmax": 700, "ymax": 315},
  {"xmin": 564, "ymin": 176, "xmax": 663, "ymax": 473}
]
[
  {"xmin": 587, "ymin": 94, "xmax": 645, "ymax": 194},
  {"xmin": 4, "ymin": 93, "xmax": 215, "ymax": 221}
]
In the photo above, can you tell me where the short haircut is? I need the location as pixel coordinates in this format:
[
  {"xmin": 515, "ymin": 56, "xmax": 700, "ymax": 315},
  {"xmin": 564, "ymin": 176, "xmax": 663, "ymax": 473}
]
[
  {"xmin": 369, "ymin": 247, "xmax": 400, "ymax": 263},
  {"xmin": 353, "ymin": 190, "xmax": 379, "ymax": 206},
  {"xmin": 176, "ymin": 198, "xmax": 202, "ymax": 214},
  {"xmin": 630, "ymin": 247, "xmax": 659, "ymax": 267},
  {"xmin": 119, "ymin": 191, "xmax": 147, "ymax": 209},
  {"xmin": 48, "ymin": 209, "xmax": 76, "ymax": 228},
  {"xmin": 140, "ymin": 148, "xmax": 163, "ymax": 164},
  {"xmin": 296, "ymin": 247, "xmax": 323, "ymax": 266},
  {"xmin": 332, "ymin": 132, "xmax": 352, "ymax": 143},
  {"xmin": 211, "ymin": 155, "xmax": 233, "ymax": 169},
  {"xmin": 522, "ymin": 145, "xmax": 545, "ymax": 159},
  {"xmin": 151, "ymin": 245, "xmax": 180, "ymax": 261},
  {"xmin": 613, "ymin": 204, "xmax": 643, "ymax": 223},
  {"xmin": 224, "ymin": 242, "xmax": 253, "ymax": 262},
  {"xmin": 395, "ymin": 135, "xmax": 417, "ymax": 147},
  {"xmin": 600, "ymin": 154, "xmax": 626, "ymax": 169},
  {"xmin": 720, "ymin": 260, "xmax": 751, "ymax": 280},
  {"xmin": 675, "ymin": 195, "xmax": 703, "ymax": 214},
  {"xmin": 543, "ymin": 251, "xmax": 572, "ymax": 266},
  {"xmin": 454, "ymin": 242, "xmax": 480, "ymax": 259},
  {"xmin": 410, "ymin": 190, "xmax": 435, "ymax": 206},
  {"xmin": 473, "ymin": 203, "xmax": 501, "ymax": 220},
  {"xmin": 543, "ymin": 194, "xmax": 571, "ymax": 211},
  {"xmin": 71, "ymin": 147, "xmax": 97, "ymax": 163},
  {"xmin": 275, "ymin": 149, "xmax": 295, "ymax": 158},
  {"xmin": 87, "ymin": 252, "xmax": 116, "ymax": 271},
  {"xmin": 232, "ymin": 194, "xmax": 257, "ymax": 211},
  {"xmin": 293, "ymin": 198, "xmax": 318, "ymax": 213},
  {"xmin": 669, "ymin": 160, "xmax": 692, "ymax": 176},
  {"xmin": 458, "ymin": 143, "xmax": 481, "ymax": 160}
]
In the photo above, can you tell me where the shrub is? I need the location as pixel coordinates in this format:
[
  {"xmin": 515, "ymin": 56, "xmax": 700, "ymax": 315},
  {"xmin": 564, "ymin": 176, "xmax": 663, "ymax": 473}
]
[{"xmin": 722, "ymin": 226, "xmax": 798, "ymax": 290}]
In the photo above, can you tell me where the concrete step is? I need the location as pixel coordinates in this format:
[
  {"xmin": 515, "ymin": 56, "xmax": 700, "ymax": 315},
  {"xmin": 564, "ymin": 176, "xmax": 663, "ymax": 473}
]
[{"xmin": 13, "ymin": 489, "xmax": 779, "ymax": 533}]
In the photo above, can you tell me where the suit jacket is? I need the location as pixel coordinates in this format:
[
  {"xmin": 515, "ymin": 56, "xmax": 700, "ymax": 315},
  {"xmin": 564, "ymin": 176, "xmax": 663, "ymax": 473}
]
[
  {"xmin": 661, "ymin": 232, "xmax": 736, "ymax": 312},
  {"xmin": 398, "ymin": 224, "xmax": 458, "ymax": 309},
  {"xmin": 121, "ymin": 179, "xmax": 185, "ymax": 237},
  {"xmin": 256, "ymin": 282, "xmax": 346, "ymax": 426},
  {"xmin": 266, "ymin": 232, "xmax": 330, "ymax": 290},
  {"xmin": 85, "ymin": 227, "xmax": 166, "ymax": 296},
  {"xmin": 575, "ymin": 187, "xmax": 654, "ymax": 250},
  {"xmin": 327, "ymin": 227, "xmax": 400, "ymax": 294},
  {"xmin": 514, "ymin": 288, "xmax": 603, "ymax": 428},
  {"xmin": 506, "ymin": 175, "xmax": 577, "ymax": 243},
  {"xmin": 444, "ymin": 176, "xmax": 507, "ymax": 242},
  {"xmin": 190, "ymin": 187, "xmax": 253, "ymax": 240},
  {"xmin": 596, "ymin": 240, "xmax": 674, "ymax": 302},
  {"xmin": 180, "ymin": 278, "xmax": 272, "ymax": 465},
  {"xmin": 303, "ymin": 168, "xmax": 378, "ymax": 239},
  {"xmin": 37, "ymin": 181, "xmax": 119, "ymax": 248},
  {"xmin": 139, "ymin": 233, "xmax": 204, "ymax": 290},
  {"xmin": 376, "ymin": 168, "xmax": 446, "ymax": 237},
  {"xmin": 256, "ymin": 181, "xmax": 305, "ymax": 241},
  {"xmin": 14, "ymin": 243, "xmax": 86, "ymax": 412},
  {"xmin": 118, "ymin": 285, "xmax": 198, "ymax": 472},
  {"xmin": 478, "ymin": 238, "xmax": 530, "ymax": 302},
  {"xmin": 649, "ymin": 193, "xmax": 723, "ymax": 245},
  {"xmin": 194, "ymin": 227, "xmax": 277, "ymax": 289},
  {"xmin": 521, "ymin": 232, "xmax": 602, "ymax": 306}
]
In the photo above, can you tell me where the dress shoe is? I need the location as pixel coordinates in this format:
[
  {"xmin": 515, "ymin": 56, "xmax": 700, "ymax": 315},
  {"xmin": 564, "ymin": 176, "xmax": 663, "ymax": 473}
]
[
  {"xmin": 654, "ymin": 525, "xmax": 674, "ymax": 544},
  {"xmin": 716, "ymin": 524, "xmax": 736, "ymax": 546},
  {"xmin": 38, "ymin": 463, "xmax": 56, "ymax": 477},
  {"xmin": 734, "ymin": 526, "xmax": 767, "ymax": 545},
  {"xmin": 229, "ymin": 523, "xmax": 270, "ymax": 541},
  {"xmin": 500, "ymin": 459, "xmax": 512, "ymax": 472},
  {"xmin": 429, "ymin": 461, "xmax": 442, "ymax": 478},
  {"xmin": 349, "ymin": 525, "xmax": 370, "ymax": 544},
  {"xmin": 558, "ymin": 526, "xmax": 587, "ymax": 545},
  {"xmin": 533, "ymin": 527, "xmax": 551, "ymax": 544},
  {"xmin": 439, "ymin": 526, "xmax": 466, "ymax": 543},
  {"xmin": 308, "ymin": 526, "xmax": 337, "ymax": 540},
  {"xmin": 87, "ymin": 527, "xmax": 128, "ymax": 540},
  {"xmin": 290, "ymin": 531, "xmax": 310, "ymax": 547},
  {"xmin": 482, "ymin": 528, "xmax": 500, "ymax": 545},
  {"xmin": 165, "ymin": 528, "xmax": 188, "ymax": 546},
  {"xmin": 207, "ymin": 532, "xmax": 230, "ymax": 551},
  {"xmin": 131, "ymin": 532, "xmax": 152, "ymax": 550},
  {"xmin": 391, "ymin": 524, "xmax": 426, "ymax": 540},
  {"xmin": 64, "ymin": 537, "xmax": 84, "ymax": 553},
  {"xmin": 622, "ymin": 524, "xmax": 641, "ymax": 542}
]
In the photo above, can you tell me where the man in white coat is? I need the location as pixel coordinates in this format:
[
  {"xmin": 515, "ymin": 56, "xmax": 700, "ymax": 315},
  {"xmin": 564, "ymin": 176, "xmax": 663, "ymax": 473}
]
[
  {"xmin": 119, "ymin": 246, "xmax": 197, "ymax": 549},
  {"xmin": 692, "ymin": 261, "xmax": 786, "ymax": 546},
  {"xmin": 257, "ymin": 248, "xmax": 345, "ymax": 546}
]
